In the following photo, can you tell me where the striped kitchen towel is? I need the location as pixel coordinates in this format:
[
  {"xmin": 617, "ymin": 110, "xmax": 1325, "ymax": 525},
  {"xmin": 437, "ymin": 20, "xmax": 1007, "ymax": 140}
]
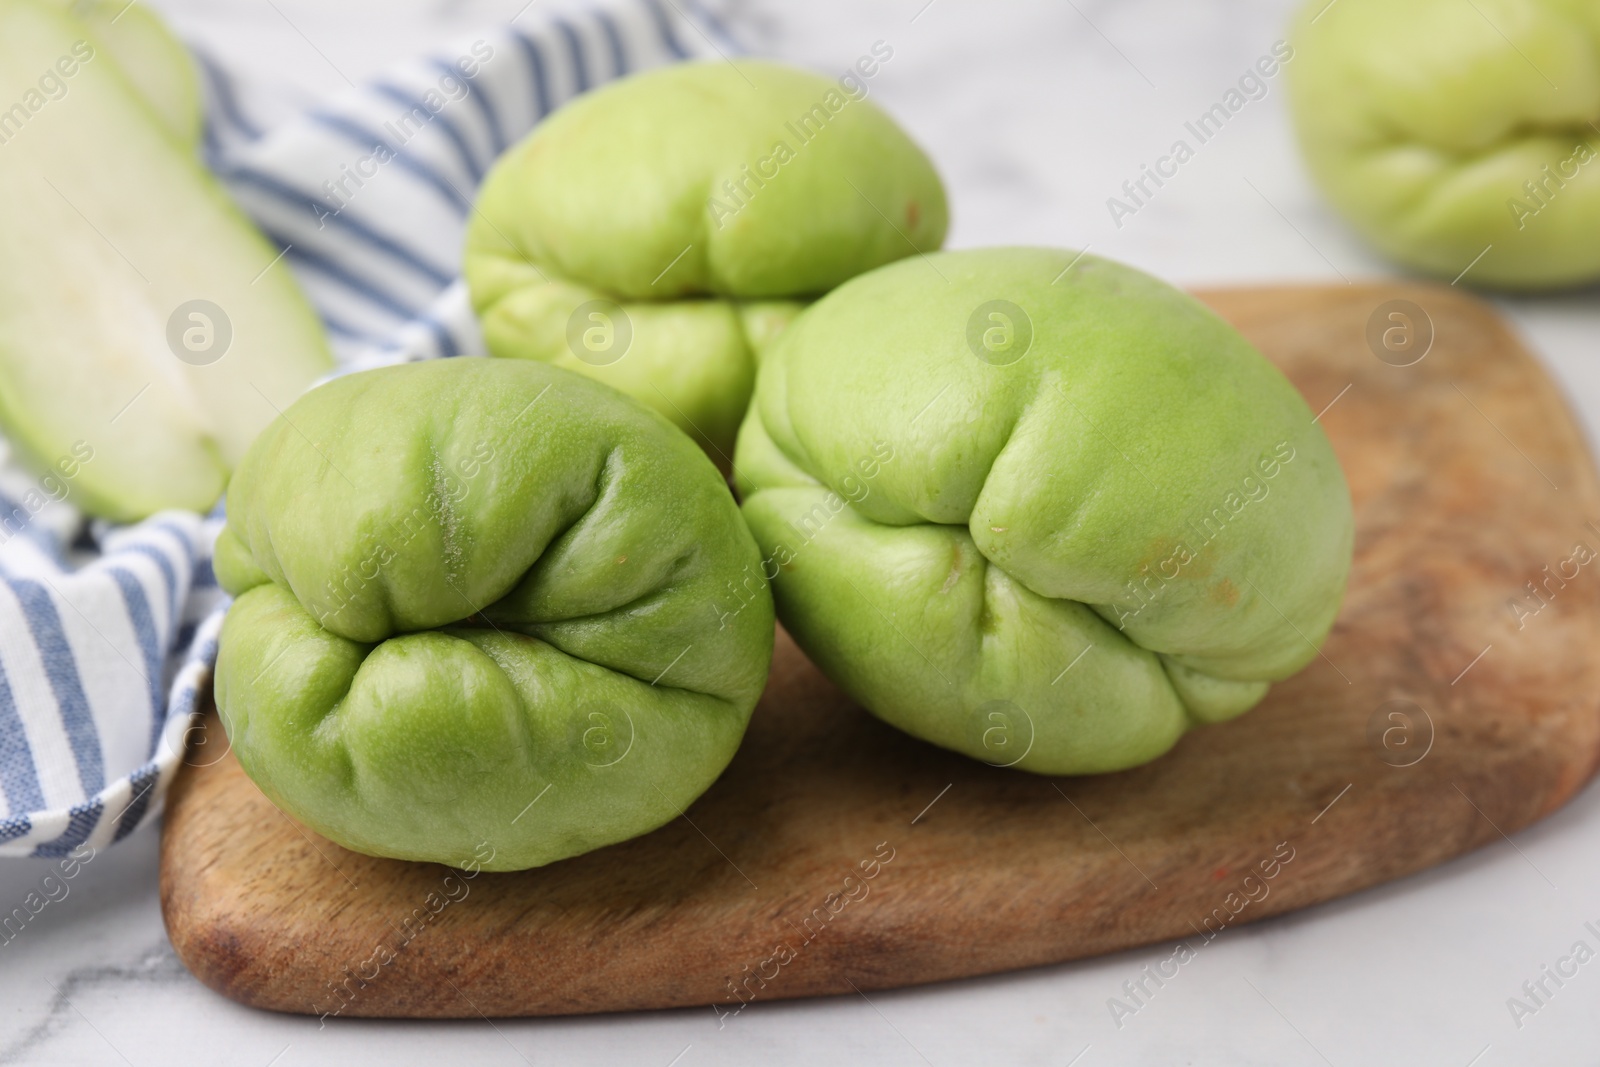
[{"xmin": 0, "ymin": 0, "xmax": 734, "ymax": 858}]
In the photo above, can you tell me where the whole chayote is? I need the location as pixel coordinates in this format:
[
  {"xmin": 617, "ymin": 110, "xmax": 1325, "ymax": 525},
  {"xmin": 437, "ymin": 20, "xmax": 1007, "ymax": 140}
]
[
  {"xmin": 1287, "ymin": 0, "xmax": 1600, "ymax": 290},
  {"xmin": 464, "ymin": 58, "xmax": 948, "ymax": 457},
  {"xmin": 213, "ymin": 360, "xmax": 773, "ymax": 871},
  {"xmin": 734, "ymin": 247, "xmax": 1353, "ymax": 775}
]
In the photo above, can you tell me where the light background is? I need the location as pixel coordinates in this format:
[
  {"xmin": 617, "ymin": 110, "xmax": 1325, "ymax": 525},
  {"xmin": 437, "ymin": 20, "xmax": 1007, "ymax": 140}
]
[{"xmin": 3, "ymin": 1, "xmax": 1599, "ymax": 1064}]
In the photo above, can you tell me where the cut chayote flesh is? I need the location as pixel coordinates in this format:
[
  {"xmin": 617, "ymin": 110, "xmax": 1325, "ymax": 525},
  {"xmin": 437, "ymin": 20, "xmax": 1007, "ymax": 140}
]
[
  {"xmin": 0, "ymin": 0, "xmax": 332, "ymax": 522},
  {"xmin": 57, "ymin": 0, "xmax": 203, "ymax": 147},
  {"xmin": 465, "ymin": 59, "xmax": 948, "ymax": 458},
  {"xmin": 735, "ymin": 248, "xmax": 1353, "ymax": 775},
  {"xmin": 1288, "ymin": 0, "xmax": 1600, "ymax": 289},
  {"xmin": 214, "ymin": 360, "xmax": 774, "ymax": 871}
]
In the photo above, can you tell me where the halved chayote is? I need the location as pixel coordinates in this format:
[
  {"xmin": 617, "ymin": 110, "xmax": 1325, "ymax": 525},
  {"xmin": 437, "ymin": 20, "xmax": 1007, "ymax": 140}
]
[{"xmin": 0, "ymin": 0, "xmax": 331, "ymax": 521}]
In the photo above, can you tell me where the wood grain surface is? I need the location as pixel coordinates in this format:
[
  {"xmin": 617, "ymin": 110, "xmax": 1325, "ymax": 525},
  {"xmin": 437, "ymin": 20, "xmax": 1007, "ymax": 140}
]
[{"xmin": 160, "ymin": 284, "xmax": 1600, "ymax": 1019}]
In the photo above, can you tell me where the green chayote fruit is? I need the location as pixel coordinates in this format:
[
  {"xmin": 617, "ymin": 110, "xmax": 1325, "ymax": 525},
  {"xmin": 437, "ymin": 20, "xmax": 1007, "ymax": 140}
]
[
  {"xmin": 1287, "ymin": 0, "xmax": 1600, "ymax": 289},
  {"xmin": 56, "ymin": 0, "xmax": 203, "ymax": 147},
  {"xmin": 734, "ymin": 247, "xmax": 1353, "ymax": 775},
  {"xmin": 213, "ymin": 360, "xmax": 774, "ymax": 871},
  {"xmin": 464, "ymin": 58, "xmax": 949, "ymax": 458}
]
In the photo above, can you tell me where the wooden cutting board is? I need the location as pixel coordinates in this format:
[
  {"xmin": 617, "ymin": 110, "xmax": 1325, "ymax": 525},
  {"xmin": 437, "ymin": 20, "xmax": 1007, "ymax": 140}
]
[{"xmin": 160, "ymin": 284, "xmax": 1600, "ymax": 1019}]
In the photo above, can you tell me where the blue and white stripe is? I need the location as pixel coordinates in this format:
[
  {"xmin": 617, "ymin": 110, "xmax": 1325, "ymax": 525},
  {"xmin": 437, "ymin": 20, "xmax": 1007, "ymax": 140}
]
[
  {"xmin": 208, "ymin": 0, "xmax": 721, "ymax": 368},
  {"xmin": 0, "ymin": 0, "xmax": 727, "ymax": 857},
  {"xmin": 0, "ymin": 501, "xmax": 224, "ymax": 855}
]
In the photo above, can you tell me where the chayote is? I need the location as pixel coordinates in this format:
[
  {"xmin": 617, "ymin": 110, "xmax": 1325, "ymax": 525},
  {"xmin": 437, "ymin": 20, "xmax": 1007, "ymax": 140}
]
[
  {"xmin": 213, "ymin": 360, "xmax": 773, "ymax": 871},
  {"xmin": 734, "ymin": 247, "xmax": 1353, "ymax": 775},
  {"xmin": 1287, "ymin": 0, "xmax": 1600, "ymax": 290},
  {"xmin": 464, "ymin": 58, "xmax": 948, "ymax": 458}
]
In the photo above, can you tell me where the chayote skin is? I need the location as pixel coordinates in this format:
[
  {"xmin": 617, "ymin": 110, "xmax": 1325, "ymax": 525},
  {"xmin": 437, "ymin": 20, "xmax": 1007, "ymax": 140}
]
[
  {"xmin": 213, "ymin": 360, "xmax": 773, "ymax": 871},
  {"xmin": 734, "ymin": 247, "xmax": 1353, "ymax": 776},
  {"xmin": 465, "ymin": 58, "xmax": 948, "ymax": 458},
  {"xmin": 1287, "ymin": 0, "xmax": 1600, "ymax": 290}
]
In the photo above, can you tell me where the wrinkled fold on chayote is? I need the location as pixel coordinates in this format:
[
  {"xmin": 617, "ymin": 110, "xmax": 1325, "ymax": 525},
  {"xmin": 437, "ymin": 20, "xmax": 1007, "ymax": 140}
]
[
  {"xmin": 465, "ymin": 59, "xmax": 949, "ymax": 457},
  {"xmin": 1288, "ymin": 0, "xmax": 1600, "ymax": 289},
  {"xmin": 734, "ymin": 247, "xmax": 1353, "ymax": 775},
  {"xmin": 214, "ymin": 360, "xmax": 774, "ymax": 871}
]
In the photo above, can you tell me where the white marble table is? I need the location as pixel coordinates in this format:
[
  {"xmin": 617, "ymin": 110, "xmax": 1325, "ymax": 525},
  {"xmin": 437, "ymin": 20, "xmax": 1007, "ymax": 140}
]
[{"xmin": 5, "ymin": 1, "xmax": 1600, "ymax": 1063}]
